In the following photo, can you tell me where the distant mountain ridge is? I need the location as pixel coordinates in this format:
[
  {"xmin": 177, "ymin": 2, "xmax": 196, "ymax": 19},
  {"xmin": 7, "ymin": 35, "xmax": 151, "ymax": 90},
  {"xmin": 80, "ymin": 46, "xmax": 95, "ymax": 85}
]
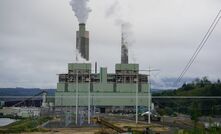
[
  {"xmin": 0, "ymin": 88, "xmax": 55, "ymax": 96},
  {"xmin": 0, "ymin": 88, "xmax": 164, "ymax": 96}
]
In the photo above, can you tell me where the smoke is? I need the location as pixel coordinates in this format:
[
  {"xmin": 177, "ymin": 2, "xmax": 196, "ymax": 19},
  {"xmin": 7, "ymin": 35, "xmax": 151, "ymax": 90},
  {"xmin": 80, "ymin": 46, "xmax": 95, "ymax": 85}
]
[
  {"xmin": 75, "ymin": 49, "xmax": 90, "ymax": 63},
  {"xmin": 69, "ymin": 0, "xmax": 91, "ymax": 62},
  {"xmin": 121, "ymin": 23, "xmax": 134, "ymax": 47},
  {"xmin": 106, "ymin": 0, "xmax": 136, "ymax": 62},
  {"xmin": 105, "ymin": 2, "xmax": 135, "ymax": 45},
  {"xmin": 106, "ymin": 1, "xmax": 119, "ymax": 18},
  {"xmin": 69, "ymin": 0, "xmax": 91, "ymax": 23}
]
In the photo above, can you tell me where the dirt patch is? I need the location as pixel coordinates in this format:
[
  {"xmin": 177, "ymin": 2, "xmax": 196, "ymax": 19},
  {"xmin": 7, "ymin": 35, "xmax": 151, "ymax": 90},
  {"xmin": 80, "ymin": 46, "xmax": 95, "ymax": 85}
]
[{"xmin": 21, "ymin": 128, "xmax": 101, "ymax": 134}]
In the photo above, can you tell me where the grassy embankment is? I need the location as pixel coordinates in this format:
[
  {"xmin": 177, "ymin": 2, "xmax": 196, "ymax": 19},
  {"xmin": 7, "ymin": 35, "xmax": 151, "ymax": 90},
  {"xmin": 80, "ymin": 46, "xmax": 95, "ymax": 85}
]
[{"xmin": 0, "ymin": 116, "xmax": 52, "ymax": 133}]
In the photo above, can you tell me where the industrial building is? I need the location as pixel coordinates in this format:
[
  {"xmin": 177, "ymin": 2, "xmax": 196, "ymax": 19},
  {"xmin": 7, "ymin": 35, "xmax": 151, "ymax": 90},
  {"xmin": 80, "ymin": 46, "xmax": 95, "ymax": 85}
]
[{"xmin": 55, "ymin": 23, "xmax": 151, "ymax": 113}]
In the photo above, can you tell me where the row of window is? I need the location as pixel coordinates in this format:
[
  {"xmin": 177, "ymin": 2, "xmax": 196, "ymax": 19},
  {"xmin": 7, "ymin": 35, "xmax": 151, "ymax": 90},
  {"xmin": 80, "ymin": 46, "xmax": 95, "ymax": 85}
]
[{"xmin": 59, "ymin": 74, "xmax": 148, "ymax": 83}]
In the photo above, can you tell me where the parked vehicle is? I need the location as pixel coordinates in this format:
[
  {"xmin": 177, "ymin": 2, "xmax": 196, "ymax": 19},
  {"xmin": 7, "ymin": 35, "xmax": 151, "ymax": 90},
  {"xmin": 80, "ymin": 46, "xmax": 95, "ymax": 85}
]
[{"xmin": 141, "ymin": 111, "xmax": 161, "ymax": 121}]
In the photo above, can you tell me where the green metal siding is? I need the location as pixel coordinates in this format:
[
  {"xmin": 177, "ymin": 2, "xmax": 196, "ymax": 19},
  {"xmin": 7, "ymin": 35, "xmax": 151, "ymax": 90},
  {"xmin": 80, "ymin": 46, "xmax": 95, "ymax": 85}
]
[
  {"xmin": 63, "ymin": 83, "xmax": 148, "ymax": 93},
  {"xmin": 100, "ymin": 68, "xmax": 107, "ymax": 83},
  {"xmin": 68, "ymin": 63, "xmax": 91, "ymax": 71},
  {"xmin": 93, "ymin": 83, "xmax": 114, "ymax": 92},
  {"xmin": 141, "ymin": 84, "xmax": 149, "ymax": 93},
  {"xmin": 78, "ymin": 83, "xmax": 90, "ymax": 92},
  {"xmin": 115, "ymin": 64, "xmax": 139, "ymax": 71},
  {"xmin": 56, "ymin": 63, "xmax": 151, "ymax": 107},
  {"xmin": 68, "ymin": 83, "xmax": 76, "ymax": 92},
  {"xmin": 116, "ymin": 84, "xmax": 136, "ymax": 93},
  {"xmin": 55, "ymin": 92, "xmax": 151, "ymax": 107},
  {"xmin": 57, "ymin": 83, "xmax": 67, "ymax": 92},
  {"xmin": 67, "ymin": 83, "xmax": 90, "ymax": 92}
]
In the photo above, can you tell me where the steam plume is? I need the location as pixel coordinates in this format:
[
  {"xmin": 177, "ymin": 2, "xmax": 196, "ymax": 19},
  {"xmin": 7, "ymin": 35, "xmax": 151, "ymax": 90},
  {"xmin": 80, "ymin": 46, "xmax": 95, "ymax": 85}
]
[
  {"xmin": 106, "ymin": 1, "xmax": 135, "ymax": 47},
  {"xmin": 75, "ymin": 49, "xmax": 90, "ymax": 63},
  {"xmin": 121, "ymin": 23, "xmax": 134, "ymax": 47},
  {"xmin": 69, "ymin": 0, "xmax": 91, "ymax": 23}
]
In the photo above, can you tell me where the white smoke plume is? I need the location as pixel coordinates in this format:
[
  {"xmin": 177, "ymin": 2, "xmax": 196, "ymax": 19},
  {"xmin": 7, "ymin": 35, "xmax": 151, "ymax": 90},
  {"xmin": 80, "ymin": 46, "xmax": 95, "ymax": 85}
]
[
  {"xmin": 121, "ymin": 22, "xmax": 134, "ymax": 47},
  {"xmin": 106, "ymin": 1, "xmax": 136, "ymax": 62},
  {"xmin": 106, "ymin": 0, "xmax": 119, "ymax": 18},
  {"xmin": 75, "ymin": 49, "xmax": 90, "ymax": 63},
  {"xmin": 106, "ymin": 1, "xmax": 135, "ymax": 46},
  {"xmin": 69, "ymin": 0, "xmax": 91, "ymax": 23}
]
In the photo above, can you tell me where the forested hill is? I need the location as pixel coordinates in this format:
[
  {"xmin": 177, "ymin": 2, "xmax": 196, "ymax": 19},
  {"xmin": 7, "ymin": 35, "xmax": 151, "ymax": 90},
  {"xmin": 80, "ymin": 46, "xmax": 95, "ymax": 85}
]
[
  {"xmin": 153, "ymin": 77, "xmax": 221, "ymax": 96},
  {"xmin": 152, "ymin": 77, "xmax": 221, "ymax": 116}
]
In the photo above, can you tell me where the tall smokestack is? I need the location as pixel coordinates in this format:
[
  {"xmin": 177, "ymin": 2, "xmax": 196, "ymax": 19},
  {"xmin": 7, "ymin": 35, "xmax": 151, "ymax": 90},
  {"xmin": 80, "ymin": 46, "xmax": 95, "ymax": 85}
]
[
  {"xmin": 121, "ymin": 28, "xmax": 128, "ymax": 64},
  {"xmin": 76, "ymin": 23, "xmax": 89, "ymax": 61},
  {"xmin": 95, "ymin": 62, "xmax": 97, "ymax": 74}
]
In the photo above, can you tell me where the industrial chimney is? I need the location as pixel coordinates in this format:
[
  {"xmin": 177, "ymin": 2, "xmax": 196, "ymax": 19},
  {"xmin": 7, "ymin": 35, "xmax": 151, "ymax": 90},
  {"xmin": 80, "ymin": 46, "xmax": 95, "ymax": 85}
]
[
  {"xmin": 121, "ymin": 28, "xmax": 128, "ymax": 64},
  {"xmin": 76, "ymin": 23, "xmax": 89, "ymax": 61}
]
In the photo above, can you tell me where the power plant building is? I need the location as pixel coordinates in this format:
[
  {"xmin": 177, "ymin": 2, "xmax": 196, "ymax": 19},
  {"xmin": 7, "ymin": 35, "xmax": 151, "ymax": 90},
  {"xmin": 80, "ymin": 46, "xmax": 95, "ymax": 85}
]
[{"xmin": 55, "ymin": 23, "xmax": 151, "ymax": 112}]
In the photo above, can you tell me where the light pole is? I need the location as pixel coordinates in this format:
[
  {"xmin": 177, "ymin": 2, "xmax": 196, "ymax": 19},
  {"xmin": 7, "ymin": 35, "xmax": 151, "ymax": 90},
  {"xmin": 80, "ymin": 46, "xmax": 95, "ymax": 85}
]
[
  {"xmin": 140, "ymin": 68, "xmax": 159, "ymax": 124},
  {"xmin": 75, "ymin": 70, "xmax": 78, "ymax": 125},
  {"xmin": 148, "ymin": 68, "xmax": 151, "ymax": 124},
  {"xmin": 88, "ymin": 71, "xmax": 91, "ymax": 124},
  {"xmin": 136, "ymin": 74, "xmax": 138, "ymax": 124}
]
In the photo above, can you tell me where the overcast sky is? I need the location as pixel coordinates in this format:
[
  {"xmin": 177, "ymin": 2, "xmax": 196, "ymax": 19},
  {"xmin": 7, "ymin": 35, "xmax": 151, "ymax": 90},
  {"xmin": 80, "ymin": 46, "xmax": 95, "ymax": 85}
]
[{"xmin": 0, "ymin": 0, "xmax": 220, "ymax": 89}]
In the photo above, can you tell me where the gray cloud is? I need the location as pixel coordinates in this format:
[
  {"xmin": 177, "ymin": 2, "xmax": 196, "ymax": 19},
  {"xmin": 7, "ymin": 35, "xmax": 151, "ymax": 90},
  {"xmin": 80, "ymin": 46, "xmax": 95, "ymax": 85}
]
[{"xmin": 0, "ymin": 0, "xmax": 220, "ymax": 89}]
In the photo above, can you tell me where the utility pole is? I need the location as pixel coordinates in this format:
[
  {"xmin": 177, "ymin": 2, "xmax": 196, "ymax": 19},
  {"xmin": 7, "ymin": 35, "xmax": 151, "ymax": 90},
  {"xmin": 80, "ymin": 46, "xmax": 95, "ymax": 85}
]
[
  {"xmin": 88, "ymin": 71, "xmax": 91, "ymax": 124},
  {"xmin": 148, "ymin": 67, "xmax": 151, "ymax": 124},
  {"xmin": 136, "ymin": 74, "xmax": 138, "ymax": 124},
  {"xmin": 139, "ymin": 68, "xmax": 159, "ymax": 124},
  {"xmin": 75, "ymin": 70, "xmax": 78, "ymax": 125}
]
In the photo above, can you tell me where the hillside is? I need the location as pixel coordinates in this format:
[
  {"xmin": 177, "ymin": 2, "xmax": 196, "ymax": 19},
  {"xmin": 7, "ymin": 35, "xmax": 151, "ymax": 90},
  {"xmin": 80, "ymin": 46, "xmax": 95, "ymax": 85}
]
[
  {"xmin": 154, "ymin": 77, "xmax": 221, "ymax": 96},
  {"xmin": 153, "ymin": 77, "xmax": 221, "ymax": 116}
]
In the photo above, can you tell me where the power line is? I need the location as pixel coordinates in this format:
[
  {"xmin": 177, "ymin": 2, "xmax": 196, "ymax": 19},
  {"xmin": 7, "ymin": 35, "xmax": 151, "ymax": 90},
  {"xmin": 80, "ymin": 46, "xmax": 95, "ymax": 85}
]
[
  {"xmin": 177, "ymin": 10, "xmax": 221, "ymax": 82},
  {"xmin": 176, "ymin": 10, "xmax": 221, "ymax": 85},
  {"xmin": 177, "ymin": 14, "xmax": 221, "ymax": 83}
]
